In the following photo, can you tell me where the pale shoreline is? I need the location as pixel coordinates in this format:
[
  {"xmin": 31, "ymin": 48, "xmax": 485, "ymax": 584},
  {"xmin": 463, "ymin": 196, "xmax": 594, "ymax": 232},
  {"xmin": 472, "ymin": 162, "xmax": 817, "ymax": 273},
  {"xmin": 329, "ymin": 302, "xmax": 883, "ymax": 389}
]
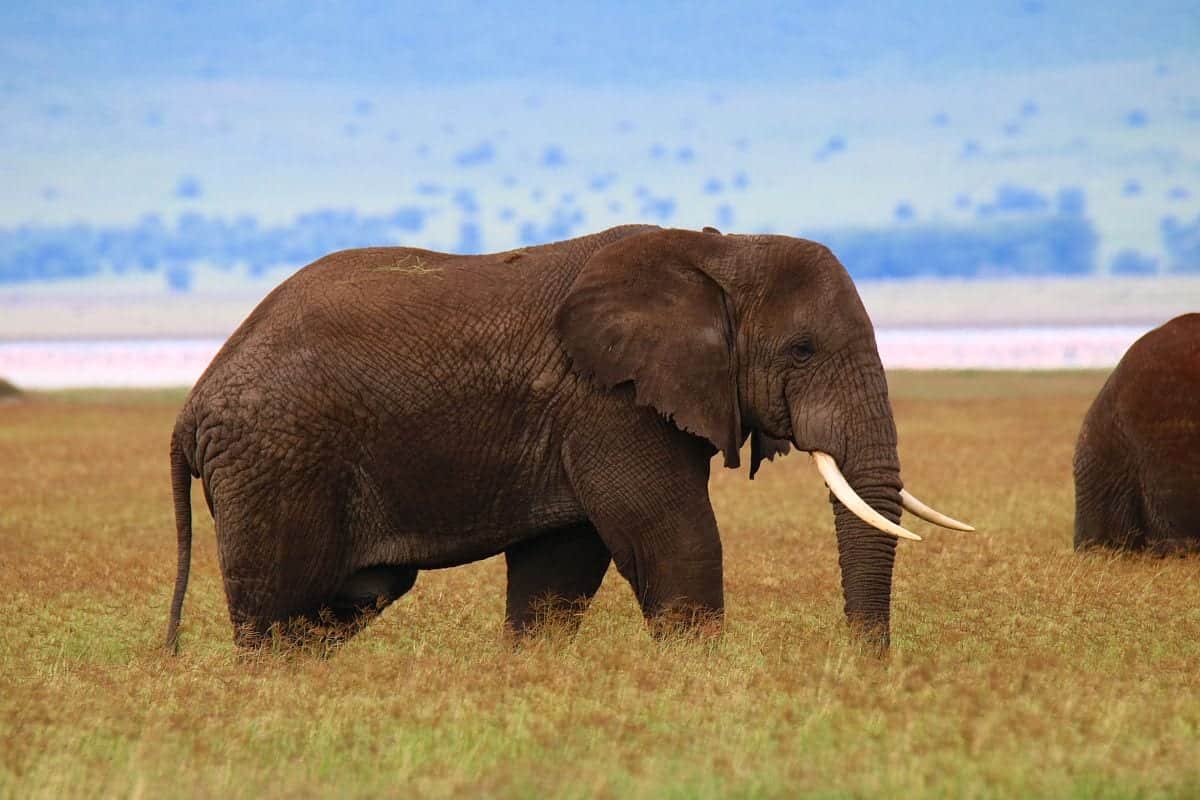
[
  {"xmin": 2, "ymin": 274, "xmax": 1197, "ymax": 341},
  {"xmin": 0, "ymin": 324, "xmax": 1155, "ymax": 388}
]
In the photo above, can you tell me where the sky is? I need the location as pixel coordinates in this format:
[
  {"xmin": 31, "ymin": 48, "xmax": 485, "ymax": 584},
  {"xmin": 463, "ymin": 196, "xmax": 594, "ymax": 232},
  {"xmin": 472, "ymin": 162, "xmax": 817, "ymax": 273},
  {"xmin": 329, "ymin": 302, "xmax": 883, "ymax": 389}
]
[
  {"xmin": 5, "ymin": 2, "xmax": 1199, "ymax": 84},
  {"xmin": 1, "ymin": 1, "xmax": 1198, "ymax": 294}
]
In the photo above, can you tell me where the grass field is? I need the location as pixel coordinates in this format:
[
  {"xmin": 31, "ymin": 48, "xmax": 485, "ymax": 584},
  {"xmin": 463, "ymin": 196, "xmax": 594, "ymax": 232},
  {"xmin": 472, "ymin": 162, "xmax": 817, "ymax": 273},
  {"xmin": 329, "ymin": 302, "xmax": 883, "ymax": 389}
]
[{"xmin": 2, "ymin": 372, "xmax": 1199, "ymax": 798}]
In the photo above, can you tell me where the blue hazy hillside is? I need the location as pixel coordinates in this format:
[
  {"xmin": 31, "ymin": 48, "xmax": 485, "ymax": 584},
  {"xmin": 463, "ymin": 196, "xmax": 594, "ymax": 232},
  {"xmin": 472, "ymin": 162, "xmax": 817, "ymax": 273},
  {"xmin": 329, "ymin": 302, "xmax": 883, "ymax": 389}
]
[
  {"xmin": 10, "ymin": 188, "xmax": 1190, "ymax": 293},
  {"xmin": 2, "ymin": 2, "xmax": 1198, "ymax": 295}
]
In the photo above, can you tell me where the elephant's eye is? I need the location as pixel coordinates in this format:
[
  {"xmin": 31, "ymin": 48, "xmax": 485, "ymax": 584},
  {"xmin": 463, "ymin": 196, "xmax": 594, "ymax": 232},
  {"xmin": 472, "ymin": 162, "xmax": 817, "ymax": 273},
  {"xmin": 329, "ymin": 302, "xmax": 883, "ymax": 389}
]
[{"xmin": 788, "ymin": 338, "xmax": 816, "ymax": 363}]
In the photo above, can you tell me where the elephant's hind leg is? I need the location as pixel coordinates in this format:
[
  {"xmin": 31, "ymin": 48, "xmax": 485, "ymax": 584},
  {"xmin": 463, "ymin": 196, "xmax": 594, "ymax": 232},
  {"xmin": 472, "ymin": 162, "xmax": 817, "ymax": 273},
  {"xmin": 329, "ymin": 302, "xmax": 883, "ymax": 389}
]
[
  {"xmin": 225, "ymin": 564, "xmax": 416, "ymax": 648},
  {"xmin": 1074, "ymin": 450, "xmax": 1147, "ymax": 552},
  {"xmin": 329, "ymin": 564, "xmax": 419, "ymax": 627},
  {"xmin": 504, "ymin": 523, "xmax": 611, "ymax": 637},
  {"xmin": 213, "ymin": 480, "xmax": 381, "ymax": 648}
]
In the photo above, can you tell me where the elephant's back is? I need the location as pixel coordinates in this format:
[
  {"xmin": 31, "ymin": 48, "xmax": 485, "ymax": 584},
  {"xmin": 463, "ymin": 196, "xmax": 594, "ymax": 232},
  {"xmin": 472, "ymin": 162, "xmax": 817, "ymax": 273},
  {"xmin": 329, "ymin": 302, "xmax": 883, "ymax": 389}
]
[
  {"xmin": 195, "ymin": 225, "xmax": 662, "ymax": 383},
  {"xmin": 1115, "ymin": 313, "xmax": 1200, "ymax": 438},
  {"xmin": 183, "ymin": 225, "xmax": 661, "ymax": 447},
  {"xmin": 179, "ymin": 241, "xmax": 558, "ymax": 468},
  {"xmin": 180, "ymin": 248, "xmax": 463, "ymax": 453},
  {"xmin": 194, "ymin": 245, "xmax": 529, "ymax": 381}
]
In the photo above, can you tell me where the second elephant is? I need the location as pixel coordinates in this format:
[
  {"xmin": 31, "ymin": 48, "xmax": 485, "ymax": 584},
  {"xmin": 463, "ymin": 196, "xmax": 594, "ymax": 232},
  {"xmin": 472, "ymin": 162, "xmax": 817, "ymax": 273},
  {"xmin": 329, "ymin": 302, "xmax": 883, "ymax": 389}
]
[{"xmin": 1075, "ymin": 313, "xmax": 1200, "ymax": 553}]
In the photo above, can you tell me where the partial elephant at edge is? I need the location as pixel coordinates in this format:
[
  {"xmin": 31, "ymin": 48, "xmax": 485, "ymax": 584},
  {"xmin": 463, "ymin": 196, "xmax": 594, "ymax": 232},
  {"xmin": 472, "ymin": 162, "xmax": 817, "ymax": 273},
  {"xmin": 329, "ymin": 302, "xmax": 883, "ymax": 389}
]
[{"xmin": 1073, "ymin": 313, "xmax": 1200, "ymax": 554}]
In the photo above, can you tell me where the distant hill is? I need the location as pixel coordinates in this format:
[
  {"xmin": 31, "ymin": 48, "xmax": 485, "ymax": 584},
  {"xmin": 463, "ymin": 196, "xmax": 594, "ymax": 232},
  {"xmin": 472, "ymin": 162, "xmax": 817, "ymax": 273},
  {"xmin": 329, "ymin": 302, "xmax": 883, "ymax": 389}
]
[{"xmin": 4, "ymin": 198, "xmax": 1197, "ymax": 294}]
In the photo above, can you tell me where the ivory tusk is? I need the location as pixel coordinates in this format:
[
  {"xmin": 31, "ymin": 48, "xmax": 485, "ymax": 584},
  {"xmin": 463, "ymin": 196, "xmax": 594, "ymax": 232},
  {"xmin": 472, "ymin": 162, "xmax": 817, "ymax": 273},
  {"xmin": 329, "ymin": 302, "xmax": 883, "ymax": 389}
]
[
  {"xmin": 810, "ymin": 451, "xmax": 922, "ymax": 542},
  {"xmin": 900, "ymin": 489, "xmax": 976, "ymax": 531}
]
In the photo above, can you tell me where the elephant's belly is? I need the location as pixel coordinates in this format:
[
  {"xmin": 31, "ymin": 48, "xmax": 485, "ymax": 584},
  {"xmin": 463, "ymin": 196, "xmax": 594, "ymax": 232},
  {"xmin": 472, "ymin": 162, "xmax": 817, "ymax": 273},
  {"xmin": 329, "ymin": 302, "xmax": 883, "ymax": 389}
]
[
  {"xmin": 369, "ymin": 515, "xmax": 586, "ymax": 570},
  {"xmin": 354, "ymin": 474, "xmax": 588, "ymax": 570},
  {"xmin": 341, "ymin": 403, "xmax": 587, "ymax": 568}
]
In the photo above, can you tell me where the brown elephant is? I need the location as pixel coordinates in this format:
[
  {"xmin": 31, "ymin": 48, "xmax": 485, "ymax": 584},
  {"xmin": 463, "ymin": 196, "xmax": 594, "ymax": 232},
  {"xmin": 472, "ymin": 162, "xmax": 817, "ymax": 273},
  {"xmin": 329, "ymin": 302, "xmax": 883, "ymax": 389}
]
[
  {"xmin": 1074, "ymin": 313, "xmax": 1200, "ymax": 553},
  {"xmin": 166, "ymin": 225, "xmax": 971, "ymax": 652}
]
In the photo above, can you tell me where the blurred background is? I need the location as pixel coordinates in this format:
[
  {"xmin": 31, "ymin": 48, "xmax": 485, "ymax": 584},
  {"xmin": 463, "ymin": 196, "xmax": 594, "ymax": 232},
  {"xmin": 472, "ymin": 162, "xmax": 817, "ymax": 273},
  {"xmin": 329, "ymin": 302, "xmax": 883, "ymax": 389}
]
[{"xmin": 1, "ymin": 1, "xmax": 1198, "ymax": 385}]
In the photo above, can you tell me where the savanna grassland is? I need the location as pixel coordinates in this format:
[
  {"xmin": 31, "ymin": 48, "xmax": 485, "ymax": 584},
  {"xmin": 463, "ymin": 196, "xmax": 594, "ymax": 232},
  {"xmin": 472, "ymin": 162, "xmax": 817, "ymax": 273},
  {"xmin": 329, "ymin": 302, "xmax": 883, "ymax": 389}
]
[{"xmin": 2, "ymin": 372, "xmax": 1198, "ymax": 798}]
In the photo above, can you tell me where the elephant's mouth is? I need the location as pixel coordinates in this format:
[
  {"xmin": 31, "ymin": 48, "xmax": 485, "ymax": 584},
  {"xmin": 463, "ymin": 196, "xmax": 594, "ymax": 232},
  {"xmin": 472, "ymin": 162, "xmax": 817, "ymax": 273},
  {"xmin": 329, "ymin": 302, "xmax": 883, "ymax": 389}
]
[{"xmin": 809, "ymin": 450, "xmax": 975, "ymax": 540}]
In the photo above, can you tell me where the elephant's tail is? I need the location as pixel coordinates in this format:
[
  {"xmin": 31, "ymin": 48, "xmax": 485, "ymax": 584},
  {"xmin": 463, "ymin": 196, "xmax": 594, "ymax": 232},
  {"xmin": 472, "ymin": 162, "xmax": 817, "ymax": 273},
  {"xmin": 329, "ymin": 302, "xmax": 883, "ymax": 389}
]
[{"xmin": 165, "ymin": 430, "xmax": 194, "ymax": 654}]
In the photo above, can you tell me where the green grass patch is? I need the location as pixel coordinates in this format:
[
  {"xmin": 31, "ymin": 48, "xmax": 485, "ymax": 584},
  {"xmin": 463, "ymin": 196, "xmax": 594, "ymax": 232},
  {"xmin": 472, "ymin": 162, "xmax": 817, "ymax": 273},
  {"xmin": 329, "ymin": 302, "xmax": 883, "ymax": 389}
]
[{"xmin": 2, "ymin": 372, "xmax": 1198, "ymax": 798}]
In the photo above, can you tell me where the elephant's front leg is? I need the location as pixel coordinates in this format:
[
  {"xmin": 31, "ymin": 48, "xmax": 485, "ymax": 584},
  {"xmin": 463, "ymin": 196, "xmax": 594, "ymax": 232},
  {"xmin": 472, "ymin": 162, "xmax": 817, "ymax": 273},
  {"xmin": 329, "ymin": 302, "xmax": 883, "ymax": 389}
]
[
  {"xmin": 504, "ymin": 523, "xmax": 611, "ymax": 637},
  {"xmin": 563, "ymin": 417, "xmax": 725, "ymax": 636}
]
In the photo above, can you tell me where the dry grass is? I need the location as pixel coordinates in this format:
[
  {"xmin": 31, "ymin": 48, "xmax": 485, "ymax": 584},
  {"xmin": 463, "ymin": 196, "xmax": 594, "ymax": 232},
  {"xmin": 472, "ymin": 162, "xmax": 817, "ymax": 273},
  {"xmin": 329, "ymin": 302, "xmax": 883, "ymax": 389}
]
[{"xmin": 2, "ymin": 372, "xmax": 1198, "ymax": 798}]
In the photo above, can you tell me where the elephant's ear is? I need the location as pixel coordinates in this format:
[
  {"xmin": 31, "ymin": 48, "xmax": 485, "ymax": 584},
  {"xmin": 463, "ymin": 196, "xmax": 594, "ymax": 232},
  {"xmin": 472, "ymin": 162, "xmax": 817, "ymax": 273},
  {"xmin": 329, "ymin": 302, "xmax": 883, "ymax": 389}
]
[
  {"xmin": 556, "ymin": 230, "xmax": 743, "ymax": 468},
  {"xmin": 749, "ymin": 430, "xmax": 792, "ymax": 479}
]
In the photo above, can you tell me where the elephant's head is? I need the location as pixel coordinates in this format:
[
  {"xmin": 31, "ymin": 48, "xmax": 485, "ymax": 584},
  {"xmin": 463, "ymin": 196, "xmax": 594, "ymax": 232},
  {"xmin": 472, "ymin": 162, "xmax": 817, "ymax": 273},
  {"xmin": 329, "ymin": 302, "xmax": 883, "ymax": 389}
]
[{"xmin": 557, "ymin": 227, "xmax": 971, "ymax": 648}]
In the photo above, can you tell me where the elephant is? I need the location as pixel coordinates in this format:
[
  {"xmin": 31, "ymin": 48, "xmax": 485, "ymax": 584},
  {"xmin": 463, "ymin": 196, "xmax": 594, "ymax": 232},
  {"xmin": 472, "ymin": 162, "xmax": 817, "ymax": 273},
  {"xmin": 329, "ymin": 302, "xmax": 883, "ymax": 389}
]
[
  {"xmin": 165, "ymin": 224, "xmax": 972, "ymax": 652},
  {"xmin": 1074, "ymin": 313, "xmax": 1200, "ymax": 553}
]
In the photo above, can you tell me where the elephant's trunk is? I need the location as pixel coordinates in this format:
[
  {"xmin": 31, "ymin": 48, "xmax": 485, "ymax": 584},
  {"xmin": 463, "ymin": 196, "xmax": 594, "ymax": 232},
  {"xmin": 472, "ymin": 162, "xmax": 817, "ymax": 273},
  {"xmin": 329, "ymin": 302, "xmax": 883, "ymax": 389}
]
[
  {"xmin": 831, "ymin": 466, "xmax": 902, "ymax": 651},
  {"xmin": 830, "ymin": 394, "xmax": 903, "ymax": 650}
]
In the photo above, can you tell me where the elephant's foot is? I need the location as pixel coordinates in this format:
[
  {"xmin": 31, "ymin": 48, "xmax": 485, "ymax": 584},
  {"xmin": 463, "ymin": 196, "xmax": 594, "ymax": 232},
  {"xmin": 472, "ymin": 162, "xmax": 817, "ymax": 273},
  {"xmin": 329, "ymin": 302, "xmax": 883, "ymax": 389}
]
[
  {"xmin": 646, "ymin": 601, "xmax": 724, "ymax": 641},
  {"xmin": 1148, "ymin": 537, "xmax": 1200, "ymax": 558},
  {"xmin": 504, "ymin": 594, "xmax": 594, "ymax": 642}
]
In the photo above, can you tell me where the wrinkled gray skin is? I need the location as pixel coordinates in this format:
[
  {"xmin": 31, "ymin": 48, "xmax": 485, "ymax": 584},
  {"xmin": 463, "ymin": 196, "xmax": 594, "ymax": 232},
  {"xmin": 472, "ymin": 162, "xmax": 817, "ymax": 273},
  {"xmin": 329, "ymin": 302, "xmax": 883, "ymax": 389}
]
[
  {"xmin": 167, "ymin": 225, "xmax": 908, "ymax": 651},
  {"xmin": 1074, "ymin": 313, "xmax": 1200, "ymax": 554}
]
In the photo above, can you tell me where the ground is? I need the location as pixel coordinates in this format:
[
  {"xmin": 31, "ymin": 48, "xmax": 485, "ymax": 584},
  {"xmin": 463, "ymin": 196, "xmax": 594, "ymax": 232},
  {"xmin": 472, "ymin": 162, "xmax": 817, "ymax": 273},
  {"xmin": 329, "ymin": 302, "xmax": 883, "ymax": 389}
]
[{"xmin": 1, "ymin": 372, "xmax": 1198, "ymax": 798}]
